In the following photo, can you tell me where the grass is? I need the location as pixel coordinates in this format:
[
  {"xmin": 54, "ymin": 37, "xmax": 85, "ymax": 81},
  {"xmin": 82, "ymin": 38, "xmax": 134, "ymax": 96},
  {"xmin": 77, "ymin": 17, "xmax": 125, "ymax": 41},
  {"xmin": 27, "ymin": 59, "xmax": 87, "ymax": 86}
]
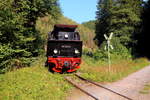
[
  {"xmin": 0, "ymin": 57, "xmax": 73, "ymax": 100},
  {"xmin": 140, "ymin": 83, "xmax": 150, "ymax": 94},
  {"xmin": 0, "ymin": 55, "xmax": 149, "ymax": 100},
  {"xmin": 80, "ymin": 55, "xmax": 150, "ymax": 82}
]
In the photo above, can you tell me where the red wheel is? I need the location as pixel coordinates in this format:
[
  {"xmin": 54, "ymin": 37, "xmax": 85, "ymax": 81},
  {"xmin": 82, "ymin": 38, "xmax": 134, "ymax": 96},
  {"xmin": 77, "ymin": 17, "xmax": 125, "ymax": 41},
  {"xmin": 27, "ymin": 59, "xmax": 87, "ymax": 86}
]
[
  {"xmin": 52, "ymin": 67, "xmax": 62, "ymax": 73},
  {"xmin": 67, "ymin": 69, "xmax": 76, "ymax": 72}
]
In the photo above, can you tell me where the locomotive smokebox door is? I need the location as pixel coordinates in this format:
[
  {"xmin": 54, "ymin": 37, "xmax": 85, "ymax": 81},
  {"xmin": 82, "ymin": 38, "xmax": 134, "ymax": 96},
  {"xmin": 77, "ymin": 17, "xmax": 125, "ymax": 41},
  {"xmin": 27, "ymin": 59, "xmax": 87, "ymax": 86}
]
[{"xmin": 46, "ymin": 24, "xmax": 82, "ymax": 73}]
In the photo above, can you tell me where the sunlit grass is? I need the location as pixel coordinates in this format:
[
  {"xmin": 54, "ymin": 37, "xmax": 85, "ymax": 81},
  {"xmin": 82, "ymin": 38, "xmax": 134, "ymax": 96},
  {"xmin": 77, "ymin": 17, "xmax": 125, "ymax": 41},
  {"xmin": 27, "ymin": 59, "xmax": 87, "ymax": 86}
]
[
  {"xmin": 0, "ymin": 55, "xmax": 149, "ymax": 100},
  {"xmin": 80, "ymin": 55, "xmax": 150, "ymax": 82},
  {"xmin": 0, "ymin": 57, "xmax": 72, "ymax": 100},
  {"xmin": 140, "ymin": 83, "xmax": 150, "ymax": 94}
]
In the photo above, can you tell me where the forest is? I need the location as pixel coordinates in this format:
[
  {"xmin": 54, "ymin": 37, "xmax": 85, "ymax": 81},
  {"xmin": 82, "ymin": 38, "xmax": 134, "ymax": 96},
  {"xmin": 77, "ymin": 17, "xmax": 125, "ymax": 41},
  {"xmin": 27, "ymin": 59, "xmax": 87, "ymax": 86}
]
[
  {"xmin": 0, "ymin": 0, "xmax": 150, "ymax": 73},
  {"xmin": 1, "ymin": 0, "xmax": 150, "ymax": 100},
  {"xmin": 95, "ymin": 0, "xmax": 150, "ymax": 59}
]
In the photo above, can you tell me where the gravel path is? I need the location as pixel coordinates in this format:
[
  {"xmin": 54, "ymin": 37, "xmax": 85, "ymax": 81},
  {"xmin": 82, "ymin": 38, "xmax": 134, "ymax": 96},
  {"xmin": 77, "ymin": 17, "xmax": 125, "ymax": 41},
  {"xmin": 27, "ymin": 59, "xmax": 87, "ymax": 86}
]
[{"xmin": 67, "ymin": 65, "xmax": 150, "ymax": 100}]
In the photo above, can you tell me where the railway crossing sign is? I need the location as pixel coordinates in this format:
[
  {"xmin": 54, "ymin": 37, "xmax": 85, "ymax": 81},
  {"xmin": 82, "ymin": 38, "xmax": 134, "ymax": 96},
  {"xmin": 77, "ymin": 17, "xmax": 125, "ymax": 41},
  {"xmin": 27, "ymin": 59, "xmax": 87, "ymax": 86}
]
[
  {"xmin": 104, "ymin": 32, "xmax": 114, "ymax": 72},
  {"xmin": 104, "ymin": 32, "xmax": 114, "ymax": 50}
]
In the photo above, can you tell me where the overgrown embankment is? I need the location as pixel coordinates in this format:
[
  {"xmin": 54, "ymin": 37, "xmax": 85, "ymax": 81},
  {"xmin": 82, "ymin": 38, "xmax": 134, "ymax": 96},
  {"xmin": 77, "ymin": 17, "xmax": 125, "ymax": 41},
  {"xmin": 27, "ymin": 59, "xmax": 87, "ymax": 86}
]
[
  {"xmin": 0, "ymin": 57, "xmax": 72, "ymax": 100},
  {"xmin": 0, "ymin": 53, "xmax": 149, "ymax": 100},
  {"xmin": 80, "ymin": 48, "xmax": 150, "ymax": 82}
]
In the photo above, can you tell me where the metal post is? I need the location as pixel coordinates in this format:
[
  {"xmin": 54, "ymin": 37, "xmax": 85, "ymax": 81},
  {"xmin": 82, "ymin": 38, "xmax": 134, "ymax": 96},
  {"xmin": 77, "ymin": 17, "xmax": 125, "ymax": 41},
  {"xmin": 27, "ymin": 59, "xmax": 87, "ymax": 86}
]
[
  {"xmin": 108, "ymin": 40, "xmax": 111, "ymax": 72},
  {"xmin": 104, "ymin": 32, "xmax": 113, "ymax": 73}
]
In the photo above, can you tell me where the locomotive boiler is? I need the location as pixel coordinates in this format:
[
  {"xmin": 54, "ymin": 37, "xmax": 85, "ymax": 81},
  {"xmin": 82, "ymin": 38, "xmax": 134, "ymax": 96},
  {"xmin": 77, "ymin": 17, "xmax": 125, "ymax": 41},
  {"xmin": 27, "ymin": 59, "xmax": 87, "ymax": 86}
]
[{"xmin": 46, "ymin": 24, "xmax": 82, "ymax": 73}]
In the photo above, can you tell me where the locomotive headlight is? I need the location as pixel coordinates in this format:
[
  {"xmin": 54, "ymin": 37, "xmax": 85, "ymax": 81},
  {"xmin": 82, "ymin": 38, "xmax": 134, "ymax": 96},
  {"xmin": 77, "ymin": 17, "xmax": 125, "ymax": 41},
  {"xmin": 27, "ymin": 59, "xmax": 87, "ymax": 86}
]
[
  {"xmin": 64, "ymin": 34, "xmax": 69, "ymax": 38},
  {"xmin": 53, "ymin": 49, "xmax": 58, "ymax": 54},
  {"xmin": 75, "ymin": 49, "xmax": 80, "ymax": 54}
]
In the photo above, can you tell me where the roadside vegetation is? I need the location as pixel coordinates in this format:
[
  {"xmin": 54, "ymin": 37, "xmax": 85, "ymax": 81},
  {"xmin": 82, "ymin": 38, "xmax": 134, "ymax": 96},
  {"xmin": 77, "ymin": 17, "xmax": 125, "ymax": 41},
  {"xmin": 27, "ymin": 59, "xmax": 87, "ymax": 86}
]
[
  {"xmin": 0, "ymin": 53, "xmax": 149, "ymax": 100},
  {"xmin": 81, "ymin": 53, "xmax": 150, "ymax": 82},
  {"xmin": 140, "ymin": 83, "xmax": 150, "ymax": 94},
  {"xmin": 0, "ymin": 57, "xmax": 73, "ymax": 100},
  {"xmin": 80, "ymin": 47, "xmax": 150, "ymax": 82}
]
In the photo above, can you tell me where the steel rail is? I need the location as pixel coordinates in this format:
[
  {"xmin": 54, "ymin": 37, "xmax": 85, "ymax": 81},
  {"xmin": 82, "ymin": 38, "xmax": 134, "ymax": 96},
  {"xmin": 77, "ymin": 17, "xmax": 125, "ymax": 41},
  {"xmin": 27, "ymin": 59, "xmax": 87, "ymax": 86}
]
[
  {"xmin": 75, "ymin": 73, "xmax": 133, "ymax": 100},
  {"xmin": 65, "ymin": 76, "xmax": 99, "ymax": 100}
]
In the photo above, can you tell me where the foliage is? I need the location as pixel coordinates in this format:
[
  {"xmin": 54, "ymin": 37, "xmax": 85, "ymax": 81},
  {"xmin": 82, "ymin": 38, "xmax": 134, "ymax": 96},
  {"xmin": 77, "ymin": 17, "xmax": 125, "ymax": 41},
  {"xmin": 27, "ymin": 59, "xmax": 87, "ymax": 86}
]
[
  {"xmin": 82, "ymin": 43, "xmax": 131, "ymax": 65},
  {"xmin": 102, "ymin": 37, "xmax": 131, "ymax": 58},
  {"xmin": 140, "ymin": 83, "xmax": 150, "ymax": 94},
  {"xmin": 0, "ymin": 44, "xmax": 35, "ymax": 73},
  {"xmin": 0, "ymin": 55, "xmax": 149, "ymax": 100},
  {"xmin": 80, "ymin": 55, "xmax": 150, "ymax": 82},
  {"xmin": 0, "ymin": 0, "xmax": 61, "ymax": 73},
  {"xmin": 36, "ymin": 15, "xmax": 97, "ymax": 48},
  {"xmin": 82, "ymin": 20, "xmax": 96, "ymax": 30},
  {"xmin": 136, "ymin": 0, "xmax": 150, "ymax": 58},
  {"xmin": 95, "ymin": 0, "xmax": 143, "ymax": 53},
  {"xmin": 95, "ymin": 0, "xmax": 114, "ymax": 46},
  {"xmin": 0, "ymin": 57, "xmax": 72, "ymax": 100}
]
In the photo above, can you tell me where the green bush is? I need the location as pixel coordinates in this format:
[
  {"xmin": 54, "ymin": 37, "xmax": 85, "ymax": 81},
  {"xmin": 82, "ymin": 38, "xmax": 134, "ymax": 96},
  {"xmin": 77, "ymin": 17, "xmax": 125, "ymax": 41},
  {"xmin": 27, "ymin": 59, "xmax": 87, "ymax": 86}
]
[
  {"xmin": 99, "ymin": 37, "xmax": 131, "ymax": 59},
  {"xmin": 0, "ymin": 44, "xmax": 36, "ymax": 73},
  {"xmin": 0, "ymin": 45, "xmax": 14, "ymax": 73},
  {"xmin": 82, "ymin": 38, "xmax": 132, "ymax": 64}
]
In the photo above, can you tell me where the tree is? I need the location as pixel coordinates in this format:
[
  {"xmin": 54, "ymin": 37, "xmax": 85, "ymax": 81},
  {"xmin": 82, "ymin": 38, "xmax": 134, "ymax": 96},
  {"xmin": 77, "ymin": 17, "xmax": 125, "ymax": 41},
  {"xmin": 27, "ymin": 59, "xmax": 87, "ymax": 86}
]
[
  {"xmin": 95, "ymin": 0, "xmax": 142, "ymax": 51},
  {"xmin": 82, "ymin": 20, "xmax": 96, "ymax": 30},
  {"xmin": 95, "ymin": 0, "xmax": 114, "ymax": 46},
  {"xmin": 0, "ymin": 0, "xmax": 61, "ymax": 73},
  {"xmin": 136, "ymin": 0, "xmax": 150, "ymax": 58}
]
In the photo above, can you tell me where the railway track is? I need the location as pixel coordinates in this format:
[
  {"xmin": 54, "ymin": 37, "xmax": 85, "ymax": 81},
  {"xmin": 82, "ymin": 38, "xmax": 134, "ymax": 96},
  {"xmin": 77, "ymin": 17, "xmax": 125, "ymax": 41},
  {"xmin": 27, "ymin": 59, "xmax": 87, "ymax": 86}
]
[{"xmin": 65, "ymin": 73, "xmax": 133, "ymax": 100}]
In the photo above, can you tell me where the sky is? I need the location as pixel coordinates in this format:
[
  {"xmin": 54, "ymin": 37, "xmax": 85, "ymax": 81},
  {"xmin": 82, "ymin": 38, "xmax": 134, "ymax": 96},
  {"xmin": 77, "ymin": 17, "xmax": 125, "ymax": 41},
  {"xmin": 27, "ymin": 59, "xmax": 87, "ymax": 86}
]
[{"xmin": 59, "ymin": 0, "xmax": 98, "ymax": 24}]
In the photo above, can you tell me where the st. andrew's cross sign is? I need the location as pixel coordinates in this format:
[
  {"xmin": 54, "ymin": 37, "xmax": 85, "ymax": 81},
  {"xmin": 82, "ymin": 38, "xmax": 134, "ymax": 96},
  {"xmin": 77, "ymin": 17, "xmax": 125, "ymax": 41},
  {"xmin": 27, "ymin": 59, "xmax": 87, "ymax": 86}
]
[{"xmin": 104, "ymin": 32, "xmax": 114, "ymax": 72}]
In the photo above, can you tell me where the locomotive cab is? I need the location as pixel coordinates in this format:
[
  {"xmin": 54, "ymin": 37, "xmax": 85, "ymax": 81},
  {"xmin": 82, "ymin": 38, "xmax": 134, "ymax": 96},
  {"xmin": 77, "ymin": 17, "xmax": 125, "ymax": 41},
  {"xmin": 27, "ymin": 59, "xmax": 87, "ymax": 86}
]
[
  {"xmin": 46, "ymin": 24, "xmax": 82, "ymax": 73},
  {"xmin": 48, "ymin": 24, "xmax": 80, "ymax": 40}
]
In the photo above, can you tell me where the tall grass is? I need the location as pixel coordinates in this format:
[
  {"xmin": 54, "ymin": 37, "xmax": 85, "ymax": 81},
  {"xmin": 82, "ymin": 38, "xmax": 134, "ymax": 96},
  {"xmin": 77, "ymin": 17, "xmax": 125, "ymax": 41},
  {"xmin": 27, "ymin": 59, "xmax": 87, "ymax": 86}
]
[
  {"xmin": 0, "ymin": 56, "xmax": 72, "ymax": 100},
  {"xmin": 0, "ymin": 52, "xmax": 149, "ymax": 100},
  {"xmin": 140, "ymin": 83, "xmax": 150, "ymax": 94},
  {"xmin": 80, "ymin": 54, "xmax": 150, "ymax": 82}
]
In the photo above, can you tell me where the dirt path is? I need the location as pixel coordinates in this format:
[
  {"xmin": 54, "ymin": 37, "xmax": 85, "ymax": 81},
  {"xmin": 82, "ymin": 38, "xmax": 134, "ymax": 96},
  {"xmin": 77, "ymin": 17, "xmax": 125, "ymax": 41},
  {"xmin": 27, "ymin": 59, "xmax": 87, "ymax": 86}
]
[{"xmin": 67, "ymin": 65, "xmax": 150, "ymax": 100}]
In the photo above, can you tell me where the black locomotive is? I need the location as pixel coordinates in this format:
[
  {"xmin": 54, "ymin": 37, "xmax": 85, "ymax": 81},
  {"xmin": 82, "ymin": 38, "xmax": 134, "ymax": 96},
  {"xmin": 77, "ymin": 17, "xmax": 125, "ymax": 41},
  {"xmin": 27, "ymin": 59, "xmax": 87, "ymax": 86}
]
[{"xmin": 46, "ymin": 24, "xmax": 82, "ymax": 72}]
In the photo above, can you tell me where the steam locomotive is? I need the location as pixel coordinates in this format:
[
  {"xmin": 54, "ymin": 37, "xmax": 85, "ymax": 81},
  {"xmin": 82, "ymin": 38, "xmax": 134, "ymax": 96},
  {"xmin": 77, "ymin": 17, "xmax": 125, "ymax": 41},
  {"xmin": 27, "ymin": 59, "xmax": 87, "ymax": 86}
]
[{"xmin": 46, "ymin": 24, "xmax": 82, "ymax": 73}]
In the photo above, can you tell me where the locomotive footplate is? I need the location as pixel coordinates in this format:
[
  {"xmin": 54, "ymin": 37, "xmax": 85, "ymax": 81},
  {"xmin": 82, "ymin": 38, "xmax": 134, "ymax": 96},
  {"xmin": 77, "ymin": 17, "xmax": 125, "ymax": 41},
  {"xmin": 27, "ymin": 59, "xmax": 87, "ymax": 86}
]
[{"xmin": 48, "ymin": 57, "xmax": 81, "ymax": 72}]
